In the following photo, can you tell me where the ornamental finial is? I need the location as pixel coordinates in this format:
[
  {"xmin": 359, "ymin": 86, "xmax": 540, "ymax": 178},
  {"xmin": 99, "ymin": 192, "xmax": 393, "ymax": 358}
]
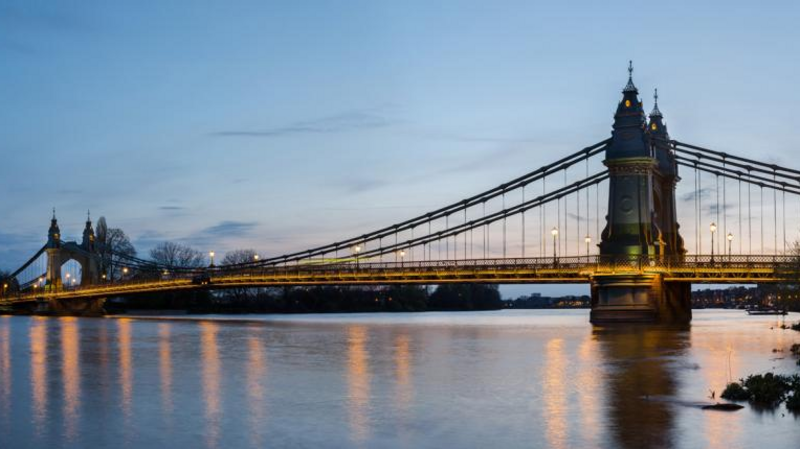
[
  {"xmin": 52, "ymin": 207, "xmax": 56, "ymax": 220},
  {"xmin": 623, "ymin": 60, "xmax": 637, "ymax": 93},
  {"xmin": 650, "ymin": 88, "xmax": 663, "ymax": 118}
]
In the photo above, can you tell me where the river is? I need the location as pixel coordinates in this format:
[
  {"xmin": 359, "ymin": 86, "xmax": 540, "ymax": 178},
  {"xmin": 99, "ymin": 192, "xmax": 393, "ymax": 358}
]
[{"xmin": 0, "ymin": 309, "xmax": 798, "ymax": 448}]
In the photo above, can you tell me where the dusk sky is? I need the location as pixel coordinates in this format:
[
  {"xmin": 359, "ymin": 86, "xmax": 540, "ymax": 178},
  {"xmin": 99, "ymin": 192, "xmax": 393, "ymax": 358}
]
[{"xmin": 2, "ymin": 1, "xmax": 799, "ymax": 296}]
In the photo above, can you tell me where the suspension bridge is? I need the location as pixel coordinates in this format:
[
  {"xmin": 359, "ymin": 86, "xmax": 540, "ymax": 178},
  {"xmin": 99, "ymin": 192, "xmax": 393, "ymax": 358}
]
[{"xmin": 3, "ymin": 63, "xmax": 800, "ymax": 322}]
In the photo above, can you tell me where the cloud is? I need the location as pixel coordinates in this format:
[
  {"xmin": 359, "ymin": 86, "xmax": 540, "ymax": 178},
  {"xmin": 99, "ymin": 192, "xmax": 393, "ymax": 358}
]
[
  {"xmin": 680, "ymin": 188, "xmax": 713, "ymax": 202},
  {"xmin": 210, "ymin": 109, "xmax": 397, "ymax": 138},
  {"xmin": 200, "ymin": 221, "xmax": 258, "ymax": 238},
  {"xmin": 708, "ymin": 203, "xmax": 733, "ymax": 215},
  {"xmin": 158, "ymin": 206, "xmax": 186, "ymax": 211},
  {"xmin": 430, "ymin": 133, "xmax": 539, "ymax": 144}
]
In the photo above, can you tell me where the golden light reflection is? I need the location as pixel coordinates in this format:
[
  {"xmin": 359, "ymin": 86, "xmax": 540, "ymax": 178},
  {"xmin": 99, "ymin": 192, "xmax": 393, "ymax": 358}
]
[
  {"xmin": 394, "ymin": 334, "xmax": 413, "ymax": 412},
  {"xmin": 30, "ymin": 317, "xmax": 48, "ymax": 431},
  {"xmin": 159, "ymin": 323, "xmax": 173, "ymax": 418},
  {"xmin": 60, "ymin": 317, "xmax": 81, "ymax": 441},
  {"xmin": 117, "ymin": 318, "xmax": 133, "ymax": 420},
  {"xmin": 543, "ymin": 338, "xmax": 568, "ymax": 449},
  {"xmin": 98, "ymin": 323, "xmax": 110, "ymax": 402},
  {"xmin": 576, "ymin": 336, "xmax": 600, "ymax": 447},
  {"xmin": 697, "ymin": 337, "xmax": 742, "ymax": 448},
  {"xmin": 0, "ymin": 319, "xmax": 10, "ymax": 422},
  {"xmin": 201, "ymin": 321, "xmax": 221, "ymax": 449},
  {"xmin": 347, "ymin": 326, "xmax": 371, "ymax": 444},
  {"xmin": 246, "ymin": 334, "xmax": 266, "ymax": 447}
]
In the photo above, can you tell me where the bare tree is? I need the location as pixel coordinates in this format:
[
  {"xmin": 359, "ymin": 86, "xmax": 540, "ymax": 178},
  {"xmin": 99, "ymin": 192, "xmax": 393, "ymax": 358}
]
[
  {"xmin": 95, "ymin": 217, "xmax": 137, "ymax": 280},
  {"xmin": 150, "ymin": 241, "xmax": 206, "ymax": 268},
  {"xmin": 218, "ymin": 249, "xmax": 260, "ymax": 301},
  {"xmin": 222, "ymin": 249, "xmax": 259, "ymax": 266}
]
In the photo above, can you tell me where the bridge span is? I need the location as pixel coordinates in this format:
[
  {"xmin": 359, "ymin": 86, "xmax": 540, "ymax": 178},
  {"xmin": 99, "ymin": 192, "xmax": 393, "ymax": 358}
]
[{"xmin": 4, "ymin": 63, "xmax": 800, "ymax": 322}]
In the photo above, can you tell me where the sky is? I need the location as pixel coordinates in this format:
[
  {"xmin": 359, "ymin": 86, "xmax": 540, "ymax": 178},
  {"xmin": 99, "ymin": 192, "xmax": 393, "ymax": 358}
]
[{"xmin": 2, "ymin": 0, "xmax": 800, "ymax": 297}]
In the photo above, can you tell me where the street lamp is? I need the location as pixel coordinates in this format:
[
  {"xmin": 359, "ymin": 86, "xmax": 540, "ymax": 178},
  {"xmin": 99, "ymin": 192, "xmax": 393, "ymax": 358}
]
[
  {"xmin": 551, "ymin": 227, "xmax": 559, "ymax": 262},
  {"xmin": 353, "ymin": 244, "xmax": 362, "ymax": 269},
  {"xmin": 709, "ymin": 222, "xmax": 717, "ymax": 262},
  {"xmin": 727, "ymin": 232, "xmax": 733, "ymax": 257},
  {"xmin": 584, "ymin": 235, "xmax": 592, "ymax": 256},
  {"xmin": 209, "ymin": 251, "xmax": 215, "ymax": 267},
  {"xmin": 254, "ymin": 254, "xmax": 260, "ymax": 262},
  {"xmin": 399, "ymin": 249, "xmax": 406, "ymax": 267}
]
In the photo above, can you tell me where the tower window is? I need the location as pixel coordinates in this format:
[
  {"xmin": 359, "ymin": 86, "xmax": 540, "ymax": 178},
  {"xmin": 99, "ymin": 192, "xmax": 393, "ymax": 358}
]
[
  {"xmin": 651, "ymin": 123, "xmax": 657, "ymax": 131},
  {"xmin": 625, "ymin": 100, "xmax": 631, "ymax": 107}
]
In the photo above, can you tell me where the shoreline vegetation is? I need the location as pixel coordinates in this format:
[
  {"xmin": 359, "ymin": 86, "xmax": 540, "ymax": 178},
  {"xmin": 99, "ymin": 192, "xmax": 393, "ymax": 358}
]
[{"xmin": 720, "ymin": 323, "xmax": 800, "ymax": 412}]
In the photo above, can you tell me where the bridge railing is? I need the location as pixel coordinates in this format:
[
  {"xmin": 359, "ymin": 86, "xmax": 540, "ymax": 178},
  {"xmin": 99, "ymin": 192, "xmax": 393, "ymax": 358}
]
[{"xmin": 6, "ymin": 254, "xmax": 800, "ymax": 302}]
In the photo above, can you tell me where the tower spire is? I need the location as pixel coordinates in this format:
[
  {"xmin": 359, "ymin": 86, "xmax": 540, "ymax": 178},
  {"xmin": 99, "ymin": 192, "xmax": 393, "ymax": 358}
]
[
  {"xmin": 650, "ymin": 88, "xmax": 662, "ymax": 118},
  {"xmin": 623, "ymin": 60, "xmax": 637, "ymax": 93}
]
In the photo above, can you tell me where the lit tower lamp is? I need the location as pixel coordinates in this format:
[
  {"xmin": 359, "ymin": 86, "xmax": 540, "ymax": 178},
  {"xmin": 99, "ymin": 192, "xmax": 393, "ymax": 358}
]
[
  {"xmin": 353, "ymin": 244, "xmax": 362, "ymax": 270},
  {"xmin": 710, "ymin": 222, "xmax": 717, "ymax": 263},
  {"xmin": 727, "ymin": 232, "xmax": 733, "ymax": 257},
  {"xmin": 551, "ymin": 227, "xmax": 559, "ymax": 262}
]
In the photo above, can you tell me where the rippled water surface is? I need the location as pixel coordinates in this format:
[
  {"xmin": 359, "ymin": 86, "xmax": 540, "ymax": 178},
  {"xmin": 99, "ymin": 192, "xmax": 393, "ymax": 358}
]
[{"xmin": 0, "ymin": 310, "xmax": 798, "ymax": 448}]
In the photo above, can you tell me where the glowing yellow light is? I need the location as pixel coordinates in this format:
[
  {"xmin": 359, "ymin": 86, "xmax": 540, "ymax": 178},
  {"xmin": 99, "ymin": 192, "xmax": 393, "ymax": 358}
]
[
  {"xmin": 651, "ymin": 123, "xmax": 657, "ymax": 131},
  {"xmin": 625, "ymin": 100, "xmax": 631, "ymax": 107}
]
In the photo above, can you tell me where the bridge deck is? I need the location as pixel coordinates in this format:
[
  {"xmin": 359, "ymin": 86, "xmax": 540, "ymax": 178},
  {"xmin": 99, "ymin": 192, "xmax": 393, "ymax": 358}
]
[{"xmin": 2, "ymin": 255, "xmax": 798, "ymax": 305}]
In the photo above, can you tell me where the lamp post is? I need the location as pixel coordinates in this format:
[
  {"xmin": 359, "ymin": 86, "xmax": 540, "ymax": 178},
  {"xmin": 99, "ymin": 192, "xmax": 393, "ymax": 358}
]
[
  {"xmin": 727, "ymin": 232, "xmax": 733, "ymax": 258},
  {"xmin": 709, "ymin": 222, "xmax": 717, "ymax": 263},
  {"xmin": 584, "ymin": 235, "xmax": 591, "ymax": 257},
  {"xmin": 399, "ymin": 249, "xmax": 406, "ymax": 268},
  {"xmin": 209, "ymin": 251, "xmax": 215, "ymax": 268},
  {"xmin": 354, "ymin": 244, "xmax": 362, "ymax": 270},
  {"xmin": 254, "ymin": 254, "xmax": 259, "ymax": 262},
  {"xmin": 551, "ymin": 227, "xmax": 559, "ymax": 263}
]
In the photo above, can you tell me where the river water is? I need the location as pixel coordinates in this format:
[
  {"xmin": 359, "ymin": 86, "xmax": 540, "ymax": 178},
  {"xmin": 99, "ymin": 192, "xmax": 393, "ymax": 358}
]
[{"xmin": 0, "ymin": 310, "xmax": 798, "ymax": 448}]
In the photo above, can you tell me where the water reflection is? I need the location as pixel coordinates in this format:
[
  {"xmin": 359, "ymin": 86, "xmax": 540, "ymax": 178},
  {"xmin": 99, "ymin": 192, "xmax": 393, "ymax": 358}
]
[
  {"xmin": 696, "ymin": 334, "xmax": 742, "ymax": 448},
  {"xmin": 0, "ymin": 317, "xmax": 10, "ymax": 433},
  {"xmin": 347, "ymin": 326, "xmax": 371, "ymax": 444},
  {"xmin": 201, "ymin": 321, "xmax": 221, "ymax": 449},
  {"xmin": 246, "ymin": 333, "xmax": 266, "ymax": 447},
  {"xmin": 30, "ymin": 317, "xmax": 48, "ymax": 433},
  {"xmin": 117, "ymin": 318, "xmax": 133, "ymax": 420},
  {"xmin": 393, "ymin": 333, "xmax": 413, "ymax": 414},
  {"xmin": 577, "ymin": 336, "xmax": 601, "ymax": 447},
  {"xmin": 159, "ymin": 323, "xmax": 173, "ymax": 419},
  {"xmin": 594, "ymin": 326, "xmax": 689, "ymax": 449},
  {"xmin": 543, "ymin": 338, "xmax": 568, "ymax": 449},
  {"xmin": 0, "ymin": 311, "xmax": 797, "ymax": 448},
  {"xmin": 60, "ymin": 317, "xmax": 81, "ymax": 441}
]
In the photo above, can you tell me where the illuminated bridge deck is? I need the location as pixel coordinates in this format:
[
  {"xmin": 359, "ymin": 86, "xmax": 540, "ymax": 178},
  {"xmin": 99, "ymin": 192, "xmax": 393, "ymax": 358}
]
[{"xmin": 3, "ymin": 255, "xmax": 798, "ymax": 305}]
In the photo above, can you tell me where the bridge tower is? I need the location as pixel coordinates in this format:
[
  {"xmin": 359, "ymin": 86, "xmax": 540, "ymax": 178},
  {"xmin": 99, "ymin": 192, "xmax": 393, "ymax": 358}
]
[
  {"xmin": 44, "ymin": 210, "xmax": 102, "ymax": 291},
  {"xmin": 590, "ymin": 63, "xmax": 692, "ymax": 324},
  {"xmin": 45, "ymin": 209, "xmax": 63, "ymax": 290}
]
